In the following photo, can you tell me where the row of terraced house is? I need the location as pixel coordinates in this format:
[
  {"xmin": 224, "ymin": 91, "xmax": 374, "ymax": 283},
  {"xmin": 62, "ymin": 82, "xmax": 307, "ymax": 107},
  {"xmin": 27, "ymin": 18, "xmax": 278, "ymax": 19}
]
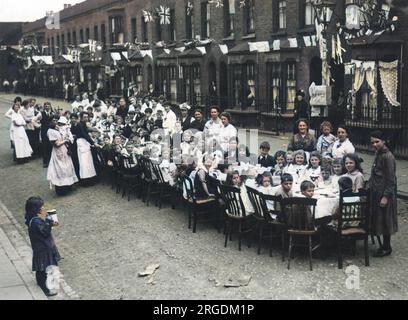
[{"xmin": 12, "ymin": 0, "xmax": 408, "ymax": 157}]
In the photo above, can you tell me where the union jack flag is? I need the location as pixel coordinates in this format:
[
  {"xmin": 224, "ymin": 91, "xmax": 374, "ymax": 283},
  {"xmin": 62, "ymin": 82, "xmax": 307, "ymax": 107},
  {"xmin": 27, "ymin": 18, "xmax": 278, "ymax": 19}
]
[{"xmin": 156, "ymin": 5, "xmax": 171, "ymax": 25}]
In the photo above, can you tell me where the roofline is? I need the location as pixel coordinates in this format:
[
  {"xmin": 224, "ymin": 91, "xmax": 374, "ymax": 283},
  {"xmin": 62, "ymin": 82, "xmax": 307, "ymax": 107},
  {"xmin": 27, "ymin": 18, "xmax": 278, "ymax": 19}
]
[{"xmin": 23, "ymin": 0, "xmax": 134, "ymax": 34}]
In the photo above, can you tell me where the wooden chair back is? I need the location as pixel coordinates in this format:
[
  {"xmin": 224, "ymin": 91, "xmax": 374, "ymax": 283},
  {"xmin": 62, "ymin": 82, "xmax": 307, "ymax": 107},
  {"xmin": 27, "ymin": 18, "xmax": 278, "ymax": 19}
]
[
  {"xmin": 281, "ymin": 197, "xmax": 318, "ymax": 231},
  {"xmin": 219, "ymin": 184, "xmax": 247, "ymax": 218}
]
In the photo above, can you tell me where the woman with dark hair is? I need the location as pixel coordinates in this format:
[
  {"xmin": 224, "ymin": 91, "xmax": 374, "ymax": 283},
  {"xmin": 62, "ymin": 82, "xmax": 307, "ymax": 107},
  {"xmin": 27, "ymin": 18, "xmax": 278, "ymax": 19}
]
[
  {"xmin": 287, "ymin": 119, "xmax": 316, "ymax": 154},
  {"xmin": 342, "ymin": 153, "xmax": 364, "ymax": 193},
  {"xmin": 9, "ymin": 103, "xmax": 33, "ymax": 163},
  {"xmin": 331, "ymin": 125, "xmax": 355, "ymax": 159},
  {"xmin": 47, "ymin": 116, "xmax": 78, "ymax": 196},
  {"xmin": 25, "ymin": 196, "xmax": 60, "ymax": 296},
  {"xmin": 71, "ymin": 112, "xmax": 97, "ymax": 184},
  {"xmin": 219, "ymin": 112, "xmax": 238, "ymax": 152},
  {"xmin": 369, "ymin": 131, "xmax": 398, "ymax": 257}
]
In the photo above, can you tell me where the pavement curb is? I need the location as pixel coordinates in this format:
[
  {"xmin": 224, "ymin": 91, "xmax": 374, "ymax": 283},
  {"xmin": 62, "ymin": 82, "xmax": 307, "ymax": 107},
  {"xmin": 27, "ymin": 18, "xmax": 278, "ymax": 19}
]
[{"xmin": 0, "ymin": 200, "xmax": 80, "ymax": 300}]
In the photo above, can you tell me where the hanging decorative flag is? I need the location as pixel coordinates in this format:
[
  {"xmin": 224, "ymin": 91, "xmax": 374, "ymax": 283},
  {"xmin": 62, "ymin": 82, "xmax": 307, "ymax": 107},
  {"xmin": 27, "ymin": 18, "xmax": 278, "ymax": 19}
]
[
  {"xmin": 186, "ymin": 1, "xmax": 194, "ymax": 16},
  {"xmin": 311, "ymin": 35, "xmax": 317, "ymax": 46},
  {"xmin": 239, "ymin": 0, "xmax": 252, "ymax": 8},
  {"xmin": 196, "ymin": 47, "xmax": 207, "ymax": 55},
  {"xmin": 88, "ymin": 39, "xmax": 97, "ymax": 53},
  {"xmin": 175, "ymin": 47, "xmax": 186, "ymax": 52},
  {"xmin": 303, "ymin": 36, "xmax": 312, "ymax": 47},
  {"xmin": 344, "ymin": 63, "xmax": 354, "ymax": 75},
  {"xmin": 71, "ymin": 49, "xmax": 80, "ymax": 62},
  {"xmin": 142, "ymin": 10, "xmax": 155, "ymax": 22},
  {"xmin": 288, "ymin": 38, "xmax": 298, "ymax": 48},
  {"xmin": 248, "ymin": 41, "xmax": 270, "ymax": 53},
  {"xmin": 208, "ymin": 0, "xmax": 223, "ymax": 8},
  {"xmin": 140, "ymin": 50, "xmax": 153, "ymax": 60},
  {"xmin": 219, "ymin": 44, "xmax": 228, "ymax": 55},
  {"xmin": 157, "ymin": 5, "xmax": 171, "ymax": 24},
  {"xmin": 272, "ymin": 40, "xmax": 280, "ymax": 51}
]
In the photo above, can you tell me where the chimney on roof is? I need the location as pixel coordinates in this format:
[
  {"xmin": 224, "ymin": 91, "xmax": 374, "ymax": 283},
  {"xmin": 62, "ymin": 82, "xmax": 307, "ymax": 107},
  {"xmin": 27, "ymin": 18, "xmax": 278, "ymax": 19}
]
[{"xmin": 63, "ymin": 4, "xmax": 72, "ymax": 9}]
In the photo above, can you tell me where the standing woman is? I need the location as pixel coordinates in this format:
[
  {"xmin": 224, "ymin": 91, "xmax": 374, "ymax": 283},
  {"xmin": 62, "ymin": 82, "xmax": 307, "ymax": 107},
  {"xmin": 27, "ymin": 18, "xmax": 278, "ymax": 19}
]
[
  {"xmin": 10, "ymin": 103, "xmax": 33, "ymax": 164},
  {"xmin": 287, "ymin": 119, "xmax": 316, "ymax": 155},
  {"xmin": 331, "ymin": 125, "xmax": 355, "ymax": 159},
  {"xmin": 25, "ymin": 196, "xmax": 60, "ymax": 296},
  {"xmin": 369, "ymin": 131, "xmax": 398, "ymax": 257},
  {"xmin": 47, "ymin": 117, "xmax": 78, "ymax": 196},
  {"xmin": 71, "ymin": 112, "xmax": 97, "ymax": 184},
  {"xmin": 219, "ymin": 112, "xmax": 238, "ymax": 153}
]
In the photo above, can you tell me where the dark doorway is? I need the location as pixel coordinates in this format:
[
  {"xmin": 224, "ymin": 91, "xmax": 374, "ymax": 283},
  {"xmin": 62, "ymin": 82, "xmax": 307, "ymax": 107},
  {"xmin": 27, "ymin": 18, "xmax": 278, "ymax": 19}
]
[
  {"xmin": 219, "ymin": 62, "xmax": 228, "ymax": 110},
  {"xmin": 208, "ymin": 61, "xmax": 217, "ymax": 106},
  {"xmin": 147, "ymin": 64, "xmax": 153, "ymax": 89},
  {"xmin": 330, "ymin": 60, "xmax": 345, "ymax": 99}
]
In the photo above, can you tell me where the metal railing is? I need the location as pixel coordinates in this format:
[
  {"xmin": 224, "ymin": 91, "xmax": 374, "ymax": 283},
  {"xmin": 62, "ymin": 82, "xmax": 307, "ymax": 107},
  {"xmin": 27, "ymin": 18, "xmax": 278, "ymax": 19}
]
[{"xmin": 345, "ymin": 104, "xmax": 404, "ymax": 129}]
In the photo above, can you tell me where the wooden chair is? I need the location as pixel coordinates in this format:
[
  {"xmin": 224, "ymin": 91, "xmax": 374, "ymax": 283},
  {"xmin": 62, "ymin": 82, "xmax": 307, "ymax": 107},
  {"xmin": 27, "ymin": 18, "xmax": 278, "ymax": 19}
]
[
  {"xmin": 111, "ymin": 154, "xmax": 123, "ymax": 194},
  {"xmin": 180, "ymin": 174, "xmax": 218, "ymax": 233},
  {"xmin": 246, "ymin": 187, "xmax": 287, "ymax": 260},
  {"xmin": 118, "ymin": 155, "xmax": 142, "ymax": 201},
  {"xmin": 219, "ymin": 184, "xmax": 253, "ymax": 251},
  {"xmin": 281, "ymin": 197, "xmax": 320, "ymax": 271},
  {"xmin": 138, "ymin": 157, "xmax": 160, "ymax": 206},
  {"xmin": 151, "ymin": 162, "xmax": 176, "ymax": 210},
  {"xmin": 329, "ymin": 190, "xmax": 370, "ymax": 269}
]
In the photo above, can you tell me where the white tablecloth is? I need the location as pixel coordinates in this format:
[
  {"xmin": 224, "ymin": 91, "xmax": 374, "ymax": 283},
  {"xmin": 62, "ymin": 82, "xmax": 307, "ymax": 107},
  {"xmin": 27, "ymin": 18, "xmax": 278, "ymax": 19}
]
[{"xmin": 293, "ymin": 186, "xmax": 340, "ymax": 220}]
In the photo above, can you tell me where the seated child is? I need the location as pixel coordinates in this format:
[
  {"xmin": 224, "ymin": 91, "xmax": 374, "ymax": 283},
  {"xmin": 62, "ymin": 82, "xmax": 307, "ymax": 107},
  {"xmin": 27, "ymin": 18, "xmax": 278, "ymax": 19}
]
[
  {"xmin": 330, "ymin": 176, "xmax": 361, "ymax": 228},
  {"xmin": 284, "ymin": 150, "xmax": 307, "ymax": 183},
  {"xmin": 272, "ymin": 150, "xmax": 287, "ymax": 185},
  {"xmin": 342, "ymin": 153, "xmax": 365, "ymax": 193},
  {"xmin": 303, "ymin": 151, "xmax": 323, "ymax": 186},
  {"xmin": 287, "ymin": 180, "xmax": 315, "ymax": 231}
]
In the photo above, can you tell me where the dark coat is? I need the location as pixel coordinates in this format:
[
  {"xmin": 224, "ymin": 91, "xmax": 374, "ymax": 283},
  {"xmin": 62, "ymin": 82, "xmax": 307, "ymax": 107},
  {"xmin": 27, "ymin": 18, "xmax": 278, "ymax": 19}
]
[
  {"xmin": 180, "ymin": 116, "xmax": 193, "ymax": 132},
  {"xmin": 288, "ymin": 133, "xmax": 316, "ymax": 153},
  {"xmin": 294, "ymin": 99, "xmax": 310, "ymax": 120},
  {"xmin": 40, "ymin": 111, "xmax": 54, "ymax": 140},
  {"xmin": 369, "ymin": 146, "xmax": 398, "ymax": 236},
  {"xmin": 258, "ymin": 155, "xmax": 276, "ymax": 168},
  {"xmin": 71, "ymin": 122, "xmax": 94, "ymax": 146},
  {"xmin": 189, "ymin": 120, "xmax": 205, "ymax": 132},
  {"xmin": 116, "ymin": 106, "xmax": 129, "ymax": 121},
  {"xmin": 28, "ymin": 217, "xmax": 61, "ymax": 272}
]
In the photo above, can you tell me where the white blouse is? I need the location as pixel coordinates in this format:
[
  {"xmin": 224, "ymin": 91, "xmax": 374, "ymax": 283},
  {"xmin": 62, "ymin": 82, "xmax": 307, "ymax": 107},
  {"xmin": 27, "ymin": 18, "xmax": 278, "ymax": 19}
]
[{"xmin": 331, "ymin": 138, "xmax": 355, "ymax": 159}]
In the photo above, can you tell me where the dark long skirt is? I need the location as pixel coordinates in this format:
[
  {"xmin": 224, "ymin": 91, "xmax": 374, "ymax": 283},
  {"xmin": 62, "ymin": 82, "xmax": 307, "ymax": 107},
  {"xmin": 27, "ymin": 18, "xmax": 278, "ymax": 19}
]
[{"xmin": 370, "ymin": 190, "xmax": 398, "ymax": 236}]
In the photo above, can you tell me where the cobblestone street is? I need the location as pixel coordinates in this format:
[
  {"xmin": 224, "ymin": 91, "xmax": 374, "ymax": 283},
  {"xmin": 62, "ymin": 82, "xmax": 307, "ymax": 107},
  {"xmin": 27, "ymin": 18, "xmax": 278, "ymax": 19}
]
[{"xmin": 1, "ymin": 96, "xmax": 408, "ymax": 300}]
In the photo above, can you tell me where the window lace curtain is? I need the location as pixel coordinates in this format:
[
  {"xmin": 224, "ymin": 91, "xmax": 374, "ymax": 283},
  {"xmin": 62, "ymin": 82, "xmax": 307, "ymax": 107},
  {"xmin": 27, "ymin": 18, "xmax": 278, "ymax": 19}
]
[
  {"xmin": 364, "ymin": 62, "xmax": 377, "ymax": 109},
  {"xmin": 379, "ymin": 60, "xmax": 400, "ymax": 107},
  {"xmin": 352, "ymin": 66, "xmax": 365, "ymax": 93}
]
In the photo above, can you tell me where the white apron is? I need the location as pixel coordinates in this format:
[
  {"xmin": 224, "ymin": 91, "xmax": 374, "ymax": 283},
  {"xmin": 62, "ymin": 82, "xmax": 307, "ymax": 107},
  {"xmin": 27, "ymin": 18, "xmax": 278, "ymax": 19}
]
[
  {"xmin": 11, "ymin": 112, "xmax": 33, "ymax": 159},
  {"xmin": 77, "ymin": 138, "xmax": 97, "ymax": 179},
  {"xmin": 47, "ymin": 129, "xmax": 79, "ymax": 187}
]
